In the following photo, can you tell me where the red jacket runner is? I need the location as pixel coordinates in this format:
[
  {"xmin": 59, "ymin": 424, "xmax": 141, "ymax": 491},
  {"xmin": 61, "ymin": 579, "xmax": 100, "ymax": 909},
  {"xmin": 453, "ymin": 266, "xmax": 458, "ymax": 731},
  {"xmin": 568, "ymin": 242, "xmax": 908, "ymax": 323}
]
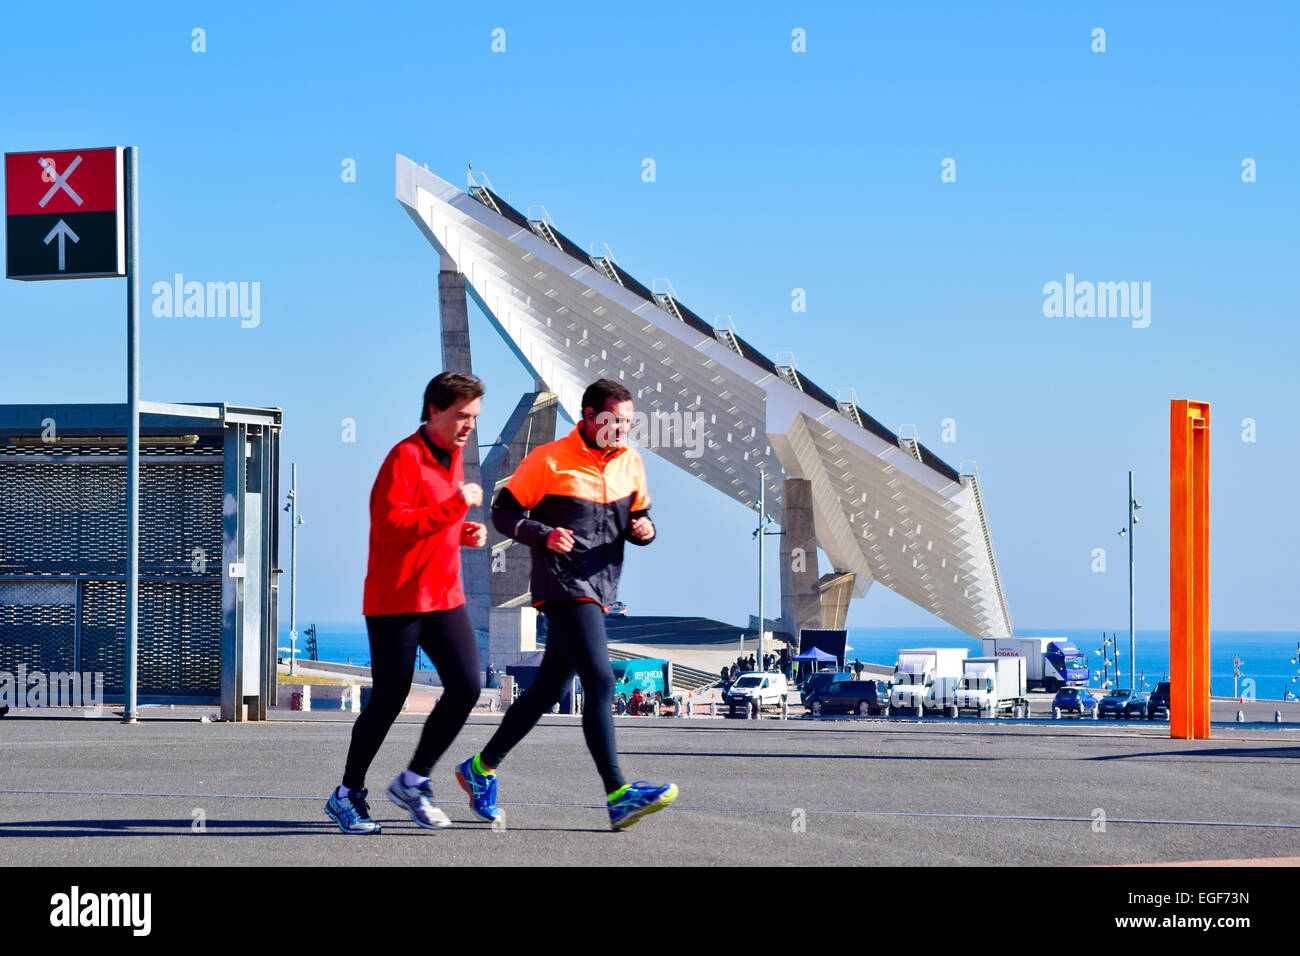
[{"xmin": 362, "ymin": 429, "xmax": 477, "ymax": 615}]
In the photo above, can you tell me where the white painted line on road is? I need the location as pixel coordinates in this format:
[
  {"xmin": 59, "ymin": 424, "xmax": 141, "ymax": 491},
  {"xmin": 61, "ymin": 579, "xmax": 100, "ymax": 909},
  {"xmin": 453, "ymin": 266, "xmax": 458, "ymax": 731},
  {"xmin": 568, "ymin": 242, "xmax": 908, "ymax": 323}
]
[{"xmin": 2, "ymin": 789, "xmax": 1297, "ymax": 830}]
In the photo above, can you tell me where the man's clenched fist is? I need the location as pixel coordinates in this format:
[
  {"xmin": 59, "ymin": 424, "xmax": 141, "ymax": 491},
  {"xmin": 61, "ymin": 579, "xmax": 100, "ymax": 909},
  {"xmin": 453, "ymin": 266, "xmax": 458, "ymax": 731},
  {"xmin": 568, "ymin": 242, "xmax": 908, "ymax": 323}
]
[
  {"xmin": 547, "ymin": 527, "xmax": 575, "ymax": 553},
  {"xmin": 457, "ymin": 482, "xmax": 483, "ymax": 508},
  {"xmin": 630, "ymin": 516, "xmax": 655, "ymax": 542}
]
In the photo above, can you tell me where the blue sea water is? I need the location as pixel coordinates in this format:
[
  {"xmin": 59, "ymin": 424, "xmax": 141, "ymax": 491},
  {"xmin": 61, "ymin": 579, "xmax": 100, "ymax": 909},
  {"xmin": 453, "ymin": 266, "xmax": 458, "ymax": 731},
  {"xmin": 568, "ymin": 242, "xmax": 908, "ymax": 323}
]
[
  {"xmin": 838, "ymin": 627, "xmax": 1300, "ymax": 700},
  {"xmin": 282, "ymin": 623, "xmax": 1300, "ymax": 700}
]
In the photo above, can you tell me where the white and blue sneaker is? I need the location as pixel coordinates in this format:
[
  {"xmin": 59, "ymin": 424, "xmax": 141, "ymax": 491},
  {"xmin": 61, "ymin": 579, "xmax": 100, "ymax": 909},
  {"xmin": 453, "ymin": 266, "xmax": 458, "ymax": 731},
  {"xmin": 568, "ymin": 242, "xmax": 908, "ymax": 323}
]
[
  {"xmin": 608, "ymin": 781, "xmax": 678, "ymax": 831},
  {"xmin": 324, "ymin": 786, "xmax": 382, "ymax": 834},
  {"xmin": 387, "ymin": 774, "xmax": 451, "ymax": 829}
]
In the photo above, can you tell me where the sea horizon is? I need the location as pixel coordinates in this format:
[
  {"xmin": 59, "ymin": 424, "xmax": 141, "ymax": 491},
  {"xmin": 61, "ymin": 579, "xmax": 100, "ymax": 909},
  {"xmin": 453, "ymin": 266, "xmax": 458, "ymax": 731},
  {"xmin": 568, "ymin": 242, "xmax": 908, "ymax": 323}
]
[{"xmin": 281, "ymin": 621, "xmax": 1298, "ymax": 700}]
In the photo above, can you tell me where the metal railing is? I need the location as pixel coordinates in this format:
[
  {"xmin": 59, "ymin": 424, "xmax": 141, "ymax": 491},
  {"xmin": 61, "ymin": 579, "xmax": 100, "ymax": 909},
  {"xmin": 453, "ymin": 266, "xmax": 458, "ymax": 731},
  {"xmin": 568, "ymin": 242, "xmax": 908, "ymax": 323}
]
[
  {"xmin": 527, "ymin": 205, "xmax": 562, "ymax": 250},
  {"xmin": 898, "ymin": 424, "xmax": 924, "ymax": 463},
  {"xmin": 774, "ymin": 351, "xmax": 802, "ymax": 391}
]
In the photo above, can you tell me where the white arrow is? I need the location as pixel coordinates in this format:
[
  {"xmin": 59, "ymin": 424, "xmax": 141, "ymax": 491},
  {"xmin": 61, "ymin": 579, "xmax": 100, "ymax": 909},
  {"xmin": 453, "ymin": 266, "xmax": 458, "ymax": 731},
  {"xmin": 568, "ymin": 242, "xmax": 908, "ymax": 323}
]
[{"xmin": 43, "ymin": 220, "xmax": 80, "ymax": 271}]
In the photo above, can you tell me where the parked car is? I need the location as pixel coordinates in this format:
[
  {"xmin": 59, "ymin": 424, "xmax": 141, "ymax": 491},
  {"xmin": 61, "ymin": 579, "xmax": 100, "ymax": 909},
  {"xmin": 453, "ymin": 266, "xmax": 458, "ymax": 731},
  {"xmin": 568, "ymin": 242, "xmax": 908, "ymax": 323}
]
[
  {"xmin": 1146, "ymin": 682, "xmax": 1170, "ymax": 719},
  {"xmin": 725, "ymin": 672, "xmax": 789, "ymax": 714},
  {"xmin": 800, "ymin": 670, "xmax": 852, "ymax": 699},
  {"xmin": 1098, "ymin": 688, "xmax": 1149, "ymax": 719},
  {"xmin": 1053, "ymin": 686, "xmax": 1097, "ymax": 718},
  {"xmin": 804, "ymin": 680, "xmax": 887, "ymax": 717},
  {"xmin": 605, "ymin": 601, "xmax": 628, "ymax": 617}
]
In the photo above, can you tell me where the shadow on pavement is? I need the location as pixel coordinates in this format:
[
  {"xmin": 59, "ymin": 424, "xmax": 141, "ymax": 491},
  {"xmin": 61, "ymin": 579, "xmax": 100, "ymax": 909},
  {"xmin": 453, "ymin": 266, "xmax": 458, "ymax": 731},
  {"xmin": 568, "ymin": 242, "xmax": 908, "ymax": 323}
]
[
  {"xmin": 0, "ymin": 818, "xmax": 330, "ymax": 838},
  {"xmin": 618, "ymin": 751, "xmax": 994, "ymax": 761},
  {"xmin": 0, "ymin": 818, "xmax": 608, "ymax": 837},
  {"xmin": 1088, "ymin": 746, "xmax": 1300, "ymax": 761}
]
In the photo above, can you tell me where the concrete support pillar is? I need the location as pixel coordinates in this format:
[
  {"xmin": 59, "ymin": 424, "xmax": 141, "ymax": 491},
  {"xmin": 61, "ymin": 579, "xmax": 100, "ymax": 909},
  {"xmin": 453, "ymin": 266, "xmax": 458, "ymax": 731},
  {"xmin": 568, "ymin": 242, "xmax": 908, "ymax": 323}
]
[
  {"xmin": 780, "ymin": 478, "xmax": 823, "ymax": 648},
  {"xmin": 488, "ymin": 606, "xmax": 538, "ymax": 672},
  {"xmin": 481, "ymin": 390, "xmax": 560, "ymax": 607},
  {"xmin": 818, "ymin": 571, "xmax": 856, "ymax": 630},
  {"xmin": 438, "ymin": 266, "xmax": 491, "ymax": 654}
]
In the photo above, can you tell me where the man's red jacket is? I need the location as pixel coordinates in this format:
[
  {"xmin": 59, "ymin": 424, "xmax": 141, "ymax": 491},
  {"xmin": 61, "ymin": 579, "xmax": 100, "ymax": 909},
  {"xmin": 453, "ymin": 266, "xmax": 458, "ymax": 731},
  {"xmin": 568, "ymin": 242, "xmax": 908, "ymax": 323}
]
[{"xmin": 362, "ymin": 429, "xmax": 477, "ymax": 615}]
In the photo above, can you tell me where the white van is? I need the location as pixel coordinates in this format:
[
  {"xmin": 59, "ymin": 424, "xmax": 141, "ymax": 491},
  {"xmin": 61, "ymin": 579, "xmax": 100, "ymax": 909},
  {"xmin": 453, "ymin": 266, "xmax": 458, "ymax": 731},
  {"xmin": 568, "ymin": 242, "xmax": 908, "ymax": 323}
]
[{"xmin": 725, "ymin": 672, "xmax": 789, "ymax": 711}]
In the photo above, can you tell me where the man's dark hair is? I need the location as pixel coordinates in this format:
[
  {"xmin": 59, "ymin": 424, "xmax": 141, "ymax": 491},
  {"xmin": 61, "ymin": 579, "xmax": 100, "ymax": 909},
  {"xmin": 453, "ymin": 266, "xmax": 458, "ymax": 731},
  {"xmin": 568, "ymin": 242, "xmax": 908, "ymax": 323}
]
[
  {"xmin": 580, "ymin": 378, "xmax": 633, "ymax": 418},
  {"xmin": 421, "ymin": 372, "xmax": 485, "ymax": 421}
]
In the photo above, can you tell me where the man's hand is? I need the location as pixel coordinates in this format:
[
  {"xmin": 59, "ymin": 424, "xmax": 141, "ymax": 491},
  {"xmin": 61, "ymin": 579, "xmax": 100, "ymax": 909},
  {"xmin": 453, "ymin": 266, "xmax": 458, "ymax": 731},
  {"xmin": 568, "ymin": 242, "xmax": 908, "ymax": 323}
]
[
  {"xmin": 630, "ymin": 516, "xmax": 655, "ymax": 542},
  {"xmin": 546, "ymin": 527, "xmax": 575, "ymax": 553},
  {"xmin": 462, "ymin": 521, "xmax": 487, "ymax": 548},
  {"xmin": 457, "ymin": 482, "xmax": 483, "ymax": 508}
]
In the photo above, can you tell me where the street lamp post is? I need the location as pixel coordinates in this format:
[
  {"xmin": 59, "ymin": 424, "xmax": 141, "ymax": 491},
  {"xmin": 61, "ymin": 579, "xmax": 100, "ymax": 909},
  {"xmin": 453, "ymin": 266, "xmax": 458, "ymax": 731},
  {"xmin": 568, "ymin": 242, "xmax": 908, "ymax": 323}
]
[
  {"xmin": 1289, "ymin": 643, "xmax": 1299, "ymax": 701},
  {"xmin": 1117, "ymin": 472, "xmax": 1140, "ymax": 692},
  {"xmin": 284, "ymin": 463, "xmax": 305, "ymax": 677},
  {"xmin": 753, "ymin": 470, "xmax": 784, "ymax": 673}
]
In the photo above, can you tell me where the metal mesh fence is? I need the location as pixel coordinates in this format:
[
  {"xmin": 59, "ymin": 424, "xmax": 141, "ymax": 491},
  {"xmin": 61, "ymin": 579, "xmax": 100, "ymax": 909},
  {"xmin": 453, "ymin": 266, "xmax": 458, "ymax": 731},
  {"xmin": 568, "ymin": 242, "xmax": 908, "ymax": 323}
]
[
  {"xmin": 0, "ymin": 580, "xmax": 76, "ymax": 675},
  {"xmin": 81, "ymin": 579, "xmax": 223, "ymax": 695},
  {"xmin": 0, "ymin": 444, "xmax": 225, "ymax": 697},
  {"xmin": 0, "ymin": 448, "xmax": 223, "ymax": 576}
]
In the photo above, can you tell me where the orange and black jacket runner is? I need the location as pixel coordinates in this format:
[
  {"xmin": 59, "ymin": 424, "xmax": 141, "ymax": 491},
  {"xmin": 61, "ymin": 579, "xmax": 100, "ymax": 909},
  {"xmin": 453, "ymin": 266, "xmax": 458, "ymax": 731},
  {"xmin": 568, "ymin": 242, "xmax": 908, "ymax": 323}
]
[{"xmin": 491, "ymin": 424, "xmax": 654, "ymax": 608}]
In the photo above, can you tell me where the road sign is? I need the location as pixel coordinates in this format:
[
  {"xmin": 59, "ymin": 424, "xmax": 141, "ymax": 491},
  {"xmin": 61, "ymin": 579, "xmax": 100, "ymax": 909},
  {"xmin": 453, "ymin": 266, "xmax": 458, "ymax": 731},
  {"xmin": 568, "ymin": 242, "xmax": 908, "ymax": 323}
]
[{"xmin": 5, "ymin": 147, "xmax": 126, "ymax": 280}]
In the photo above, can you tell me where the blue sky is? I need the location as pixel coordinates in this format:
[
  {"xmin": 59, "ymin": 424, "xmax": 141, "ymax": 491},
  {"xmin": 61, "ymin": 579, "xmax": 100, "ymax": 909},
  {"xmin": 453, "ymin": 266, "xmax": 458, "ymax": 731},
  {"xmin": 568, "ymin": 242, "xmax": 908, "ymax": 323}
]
[{"xmin": 2, "ymin": 1, "xmax": 1296, "ymax": 631}]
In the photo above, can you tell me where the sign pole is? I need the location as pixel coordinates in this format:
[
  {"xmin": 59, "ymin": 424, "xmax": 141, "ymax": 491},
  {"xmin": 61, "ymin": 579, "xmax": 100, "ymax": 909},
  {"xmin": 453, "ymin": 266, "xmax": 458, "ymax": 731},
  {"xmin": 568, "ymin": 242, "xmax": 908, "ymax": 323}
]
[{"xmin": 123, "ymin": 146, "xmax": 140, "ymax": 724}]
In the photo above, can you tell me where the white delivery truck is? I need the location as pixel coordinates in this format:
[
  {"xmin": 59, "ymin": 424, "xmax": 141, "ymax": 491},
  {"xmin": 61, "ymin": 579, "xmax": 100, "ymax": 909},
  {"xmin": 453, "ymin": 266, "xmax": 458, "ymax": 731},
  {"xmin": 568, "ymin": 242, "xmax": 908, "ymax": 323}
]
[
  {"xmin": 889, "ymin": 648, "xmax": 968, "ymax": 717},
  {"xmin": 981, "ymin": 637, "xmax": 1090, "ymax": 692},
  {"xmin": 954, "ymin": 656, "xmax": 1029, "ymax": 718}
]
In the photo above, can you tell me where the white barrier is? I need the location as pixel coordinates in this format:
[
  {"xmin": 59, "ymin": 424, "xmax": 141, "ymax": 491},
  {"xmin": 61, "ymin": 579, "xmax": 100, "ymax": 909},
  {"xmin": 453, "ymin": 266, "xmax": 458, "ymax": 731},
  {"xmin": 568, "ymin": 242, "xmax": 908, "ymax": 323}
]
[{"xmin": 275, "ymin": 683, "xmax": 361, "ymax": 712}]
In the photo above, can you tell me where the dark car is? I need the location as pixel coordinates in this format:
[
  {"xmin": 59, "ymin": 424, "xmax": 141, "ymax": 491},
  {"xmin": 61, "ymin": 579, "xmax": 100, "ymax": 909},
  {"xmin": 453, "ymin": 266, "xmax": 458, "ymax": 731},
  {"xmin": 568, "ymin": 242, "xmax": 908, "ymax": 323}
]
[
  {"xmin": 1098, "ymin": 688, "xmax": 1149, "ymax": 719},
  {"xmin": 1146, "ymin": 682, "xmax": 1170, "ymax": 719},
  {"xmin": 804, "ymin": 680, "xmax": 887, "ymax": 717},
  {"xmin": 800, "ymin": 670, "xmax": 852, "ymax": 700},
  {"xmin": 1052, "ymin": 686, "xmax": 1097, "ymax": 718}
]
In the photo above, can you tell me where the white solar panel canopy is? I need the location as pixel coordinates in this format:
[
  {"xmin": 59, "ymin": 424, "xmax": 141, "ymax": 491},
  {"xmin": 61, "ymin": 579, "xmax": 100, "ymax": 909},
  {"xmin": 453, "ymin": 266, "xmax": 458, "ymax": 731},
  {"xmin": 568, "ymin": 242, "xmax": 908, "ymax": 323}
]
[{"xmin": 396, "ymin": 155, "xmax": 1011, "ymax": 639}]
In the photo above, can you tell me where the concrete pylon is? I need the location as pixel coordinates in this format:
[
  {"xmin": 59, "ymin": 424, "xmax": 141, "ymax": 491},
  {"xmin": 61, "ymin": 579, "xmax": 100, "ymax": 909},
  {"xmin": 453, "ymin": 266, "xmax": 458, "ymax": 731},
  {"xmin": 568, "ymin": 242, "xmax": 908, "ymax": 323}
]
[
  {"xmin": 817, "ymin": 570, "xmax": 856, "ymax": 631},
  {"xmin": 481, "ymin": 390, "xmax": 560, "ymax": 607},
  {"xmin": 780, "ymin": 478, "xmax": 824, "ymax": 647},
  {"xmin": 438, "ymin": 263, "xmax": 491, "ymax": 653}
]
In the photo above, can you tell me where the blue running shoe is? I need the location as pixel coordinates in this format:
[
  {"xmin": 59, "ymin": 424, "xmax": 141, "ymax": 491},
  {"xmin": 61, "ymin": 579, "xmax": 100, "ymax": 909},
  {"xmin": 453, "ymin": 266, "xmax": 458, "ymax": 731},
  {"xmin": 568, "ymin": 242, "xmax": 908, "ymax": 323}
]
[
  {"xmin": 324, "ymin": 786, "xmax": 382, "ymax": 834},
  {"xmin": 455, "ymin": 755, "xmax": 502, "ymax": 823},
  {"xmin": 608, "ymin": 781, "xmax": 678, "ymax": 831},
  {"xmin": 387, "ymin": 774, "xmax": 452, "ymax": 829}
]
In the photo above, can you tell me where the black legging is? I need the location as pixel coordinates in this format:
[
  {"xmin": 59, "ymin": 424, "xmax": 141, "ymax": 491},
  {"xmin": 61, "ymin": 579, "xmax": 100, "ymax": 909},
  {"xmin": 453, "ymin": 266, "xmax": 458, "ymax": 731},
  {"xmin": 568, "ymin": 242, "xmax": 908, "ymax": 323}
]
[
  {"xmin": 342, "ymin": 603, "xmax": 480, "ymax": 791},
  {"xmin": 481, "ymin": 599, "xmax": 626, "ymax": 794}
]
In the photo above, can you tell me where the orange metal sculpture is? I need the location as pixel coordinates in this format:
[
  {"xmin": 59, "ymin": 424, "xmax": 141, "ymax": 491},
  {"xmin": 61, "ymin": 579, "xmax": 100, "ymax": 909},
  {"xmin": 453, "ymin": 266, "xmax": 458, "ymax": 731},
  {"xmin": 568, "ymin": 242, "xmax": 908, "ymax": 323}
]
[{"xmin": 1169, "ymin": 400, "xmax": 1210, "ymax": 739}]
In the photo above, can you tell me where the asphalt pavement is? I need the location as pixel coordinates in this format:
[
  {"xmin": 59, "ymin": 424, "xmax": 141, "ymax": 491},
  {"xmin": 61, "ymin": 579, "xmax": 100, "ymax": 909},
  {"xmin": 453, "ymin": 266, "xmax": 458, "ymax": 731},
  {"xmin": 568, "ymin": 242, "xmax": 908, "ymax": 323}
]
[{"xmin": 1, "ymin": 709, "xmax": 1297, "ymax": 866}]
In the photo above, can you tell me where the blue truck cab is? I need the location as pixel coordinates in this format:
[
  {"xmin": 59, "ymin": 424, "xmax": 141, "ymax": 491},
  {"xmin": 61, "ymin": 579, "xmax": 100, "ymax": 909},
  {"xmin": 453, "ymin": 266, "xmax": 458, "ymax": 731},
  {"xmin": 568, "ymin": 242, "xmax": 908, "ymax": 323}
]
[{"xmin": 1045, "ymin": 641, "xmax": 1090, "ymax": 689}]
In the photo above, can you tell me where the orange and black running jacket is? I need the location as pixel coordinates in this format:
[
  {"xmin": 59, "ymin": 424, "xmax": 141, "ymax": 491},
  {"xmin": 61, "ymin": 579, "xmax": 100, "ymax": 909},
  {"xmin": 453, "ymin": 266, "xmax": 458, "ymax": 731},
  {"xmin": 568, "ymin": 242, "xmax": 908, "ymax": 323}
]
[{"xmin": 491, "ymin": 424, "xmax": 654, "ymax": 607}]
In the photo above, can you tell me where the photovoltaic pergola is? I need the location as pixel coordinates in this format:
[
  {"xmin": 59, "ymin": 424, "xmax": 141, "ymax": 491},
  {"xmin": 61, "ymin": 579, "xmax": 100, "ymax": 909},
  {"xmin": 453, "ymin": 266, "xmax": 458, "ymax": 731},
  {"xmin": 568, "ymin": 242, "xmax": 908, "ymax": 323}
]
[{"xmin": 396, "ymin": 156, "xmax": 1011, "ymax": 639}]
